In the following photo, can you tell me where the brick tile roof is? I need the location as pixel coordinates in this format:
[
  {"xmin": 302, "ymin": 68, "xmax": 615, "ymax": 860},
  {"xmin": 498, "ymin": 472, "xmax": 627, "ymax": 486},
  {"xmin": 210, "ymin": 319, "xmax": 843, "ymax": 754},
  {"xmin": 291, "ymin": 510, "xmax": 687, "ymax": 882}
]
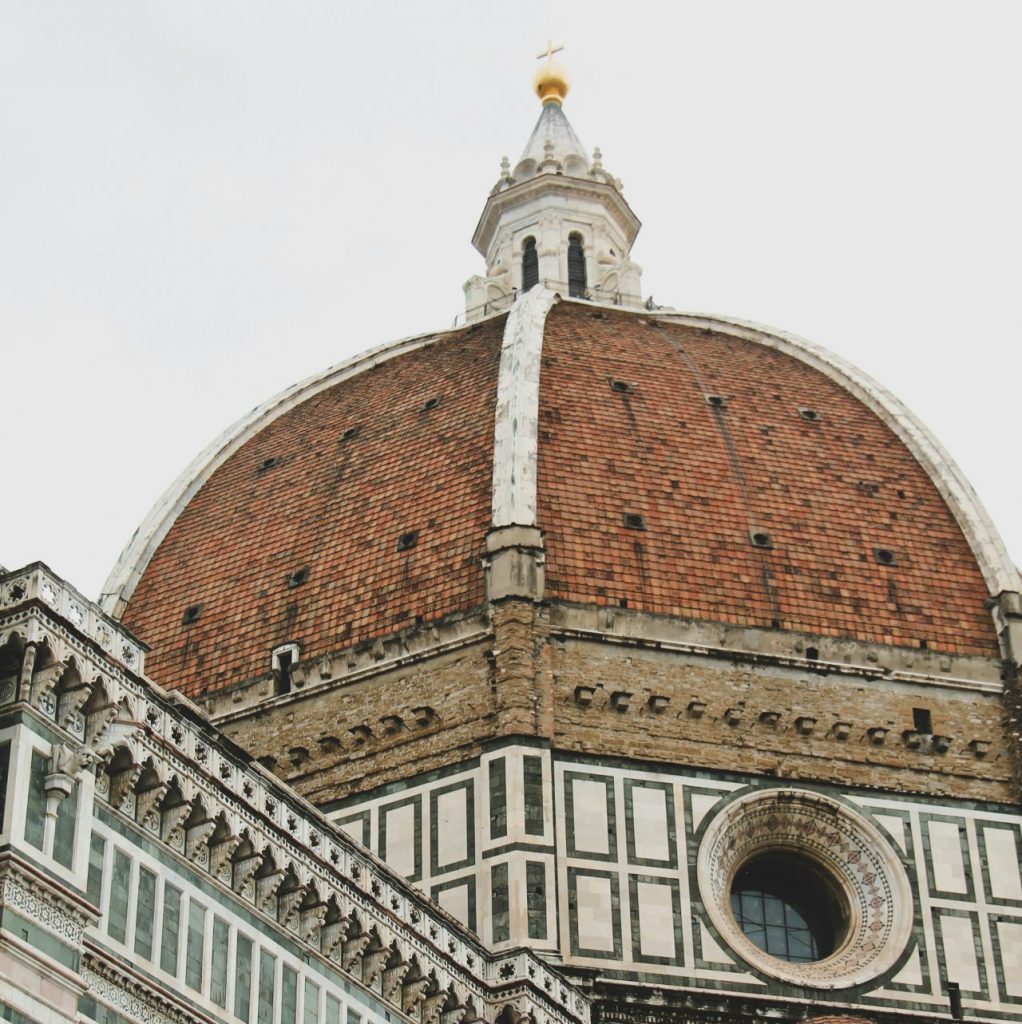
[
  {"xmin": 536, "ymin": 304, "xmax": 997, "ymax": 656},
  {"xmin": 124, "ymin": 300, "xmax": 998, "ymax": 699},
  {"xmin": 122, "ymin": 318, "xmax": 506, "ymax": 696}
]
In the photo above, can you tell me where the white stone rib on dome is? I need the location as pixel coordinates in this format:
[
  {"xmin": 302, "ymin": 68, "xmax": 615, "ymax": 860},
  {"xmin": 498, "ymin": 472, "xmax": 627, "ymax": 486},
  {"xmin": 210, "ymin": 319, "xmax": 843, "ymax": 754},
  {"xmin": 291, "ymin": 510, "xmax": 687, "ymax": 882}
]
[
  {"xmin": 98, "ymin": 325, "xmax": 460, "ymax": 619},
  {"xmin": 491, "ymin": 287, "xmax": 558, "ymax": 527}
]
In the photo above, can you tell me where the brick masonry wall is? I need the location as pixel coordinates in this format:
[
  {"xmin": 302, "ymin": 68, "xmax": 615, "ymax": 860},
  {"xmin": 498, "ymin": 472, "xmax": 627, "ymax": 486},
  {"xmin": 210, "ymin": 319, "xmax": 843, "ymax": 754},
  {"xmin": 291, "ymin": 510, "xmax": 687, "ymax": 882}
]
[
  {"xmin": 548, "ymin": 638, "xmax": 1015, "ymax": 804},
  {"xmin": 220, "ymin": 641, "xmax": 502, "ymax": 805}
]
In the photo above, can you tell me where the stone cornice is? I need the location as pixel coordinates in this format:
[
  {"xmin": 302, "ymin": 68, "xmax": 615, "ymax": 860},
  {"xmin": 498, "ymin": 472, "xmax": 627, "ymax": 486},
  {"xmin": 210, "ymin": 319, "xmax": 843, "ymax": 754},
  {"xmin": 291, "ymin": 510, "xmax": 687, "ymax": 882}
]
[{"xmin": 473, "ymin": 176, "xmax": 640, "ymax": 257}]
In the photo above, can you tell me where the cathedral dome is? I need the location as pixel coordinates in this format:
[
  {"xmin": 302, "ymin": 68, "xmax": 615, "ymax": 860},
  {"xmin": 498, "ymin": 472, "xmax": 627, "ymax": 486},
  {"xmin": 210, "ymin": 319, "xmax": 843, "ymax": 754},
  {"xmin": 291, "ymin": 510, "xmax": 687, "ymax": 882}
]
[
  {"xmin": 102, "ymin": 80, "xmax": 1017, "ymax": 704},
  {"xmin": 104, "ymin": 291, "xmax": 1008, "ymax": 700}
]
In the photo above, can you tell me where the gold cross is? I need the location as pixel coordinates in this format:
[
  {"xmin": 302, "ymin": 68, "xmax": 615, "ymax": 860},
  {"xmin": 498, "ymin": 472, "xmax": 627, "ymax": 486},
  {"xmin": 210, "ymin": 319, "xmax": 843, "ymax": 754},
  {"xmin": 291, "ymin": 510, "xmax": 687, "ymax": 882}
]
[{"xmin": 536, "ymin": 39, "xmax": 564, "ymax": 62}]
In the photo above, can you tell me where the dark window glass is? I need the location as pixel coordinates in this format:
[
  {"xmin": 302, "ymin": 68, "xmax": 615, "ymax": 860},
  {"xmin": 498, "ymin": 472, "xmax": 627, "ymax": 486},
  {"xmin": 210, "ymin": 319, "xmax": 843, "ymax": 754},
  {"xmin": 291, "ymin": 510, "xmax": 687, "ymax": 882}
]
[
  {"xmin": 522, "ymin": 237, "xmax": 538, "ymax": 292},
  {"xmin": 568, "ymin": 233, "xmax": 587, "ymax": 297},
  {"xmin": 729, "ymin": 853, "xmax": 843, "ymax": 963}
]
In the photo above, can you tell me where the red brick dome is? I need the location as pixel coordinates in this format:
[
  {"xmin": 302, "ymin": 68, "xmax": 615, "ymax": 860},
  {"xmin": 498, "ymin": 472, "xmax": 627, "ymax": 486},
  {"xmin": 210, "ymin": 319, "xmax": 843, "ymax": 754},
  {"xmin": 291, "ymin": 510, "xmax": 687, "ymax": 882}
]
[{"xmin": 109, "ymin": 299, "xmax": 1003, "ymax": 699}]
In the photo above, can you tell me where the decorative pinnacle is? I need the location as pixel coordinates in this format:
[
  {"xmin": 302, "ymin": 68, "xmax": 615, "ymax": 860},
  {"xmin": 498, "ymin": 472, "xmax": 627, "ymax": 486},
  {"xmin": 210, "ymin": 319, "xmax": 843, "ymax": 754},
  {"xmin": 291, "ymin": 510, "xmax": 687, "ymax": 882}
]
[{"xmin": 533, "ymin": 40, "xmax": 569, "ymax": 106}]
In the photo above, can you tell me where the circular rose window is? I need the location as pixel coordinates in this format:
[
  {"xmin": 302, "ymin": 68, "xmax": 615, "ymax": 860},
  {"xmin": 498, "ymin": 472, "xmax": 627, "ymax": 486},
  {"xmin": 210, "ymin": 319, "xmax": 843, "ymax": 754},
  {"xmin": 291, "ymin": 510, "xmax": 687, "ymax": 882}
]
[{"xmin": 697, "ymin": 788, "xmax": 912, "ymax": 989}]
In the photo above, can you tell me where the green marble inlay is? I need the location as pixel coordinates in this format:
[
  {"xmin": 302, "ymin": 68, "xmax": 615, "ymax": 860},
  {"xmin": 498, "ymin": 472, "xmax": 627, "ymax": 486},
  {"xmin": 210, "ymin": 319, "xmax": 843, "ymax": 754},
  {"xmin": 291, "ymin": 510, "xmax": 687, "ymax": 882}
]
[
  {"xmin": 235, "ymin": 933, "xmax": 254, "ymax": 1022},
  {"xmin": 0, "ymin": 741, "xmax": 10, "ymax": 835},
  {"xmin": 160, "ymin": 882, "xmax": 182, "ymax": 976},
  {"xmin": 77, "ymin": 995, "xmax": 131, "ymax": 1024},
  {"xmin": 325, "ymin": 991, "xmax": 342, "ymax": 1024},
  {"xmin": 24, "ymin": 750, "xmax": 46, "ymax": 850},
  {"xmin": 257, "ymin": 948, "xmax": 277, "ymax": 1024},
  {"xmin": 523, "ymin": 755, "xmax": 544, "ymax": 836},
  {"xmin": 281, "ymin": 963, "xmax": 298, "ymax": 1024},
  {"xmin": 1, "ymin": 906, "xmax": 78, "ymax": 971},
  {"xmin": 185, "ymin": 897, "xmax": 206, "ymax": 992},
  {"xmin": 53, "ymin": 775, "xmax": 78, "ymax": 869},
  {"xmin": 304, "ymin": 978, "xmax": 320, "ymax": 1024},
  {"xmin": 489, "ymin": 757, "xmax": 507, "ymax": 839},
  {"xmin": 526, "ymin": 860, "xmax": 547, "ymax": 940},
  {"xmin": 210, "ymin": 915, "xmax": 230, "ymax": 1008},
  {"xmin": 491, "ymin": 861, "xmax": 510, "ymax": 943},
  {"xmin": 134, "ymin": 866, "xmax": 157, "ymax": 960},
  {"xmin": 326, "ymin": 992, "xmax": 342, "ymax": 1024},
  {"xmin": 86, "ymin": 831, "xmax": 105, "ymax": 909},
  {"xmin": 107, "ymin": 848, "xmax": 130, "ymax": 944}
]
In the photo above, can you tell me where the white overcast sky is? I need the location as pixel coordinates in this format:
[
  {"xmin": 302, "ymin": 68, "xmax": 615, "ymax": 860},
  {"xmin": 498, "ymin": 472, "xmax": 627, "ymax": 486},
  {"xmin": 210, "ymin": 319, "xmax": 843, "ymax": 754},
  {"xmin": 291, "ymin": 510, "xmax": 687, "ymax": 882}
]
[{"xmin": 2, "ymin": 1, "xmax": 1019, "ymax": 600}]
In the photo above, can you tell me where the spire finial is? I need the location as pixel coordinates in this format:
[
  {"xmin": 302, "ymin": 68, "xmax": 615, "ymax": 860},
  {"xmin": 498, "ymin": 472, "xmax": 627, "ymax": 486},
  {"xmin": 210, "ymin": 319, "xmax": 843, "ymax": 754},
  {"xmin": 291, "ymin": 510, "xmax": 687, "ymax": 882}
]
[{"xmin": 533, "ymin": 40, "xmax": 569, "ymax": 106}]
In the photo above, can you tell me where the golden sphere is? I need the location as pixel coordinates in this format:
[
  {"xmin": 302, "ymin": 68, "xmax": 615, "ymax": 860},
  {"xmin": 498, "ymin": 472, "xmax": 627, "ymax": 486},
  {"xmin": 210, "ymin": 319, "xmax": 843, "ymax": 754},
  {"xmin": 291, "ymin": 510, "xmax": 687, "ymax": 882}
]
[{"xmin": 533, "ymin": 61, "xmax": 569, "ymax": 105}]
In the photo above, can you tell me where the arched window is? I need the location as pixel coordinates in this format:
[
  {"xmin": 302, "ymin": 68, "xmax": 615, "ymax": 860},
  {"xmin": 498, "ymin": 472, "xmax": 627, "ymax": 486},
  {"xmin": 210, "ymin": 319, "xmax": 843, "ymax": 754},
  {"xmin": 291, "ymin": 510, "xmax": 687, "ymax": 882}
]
[
  {"xmin": 522, "ymin": 237, "xmax": 538, "ymax": 292},
  {"xmin": 568, "ymin": 232, "xmax": 587, "ymax": 297}
]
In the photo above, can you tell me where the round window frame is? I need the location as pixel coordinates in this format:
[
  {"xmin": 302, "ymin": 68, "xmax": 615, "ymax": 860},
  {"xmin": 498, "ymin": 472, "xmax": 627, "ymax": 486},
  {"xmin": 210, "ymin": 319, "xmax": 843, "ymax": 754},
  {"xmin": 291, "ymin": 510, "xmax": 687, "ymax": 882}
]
[{"xmin": 696, "ymin": 788, "xmax": 913, "ymax": 989}]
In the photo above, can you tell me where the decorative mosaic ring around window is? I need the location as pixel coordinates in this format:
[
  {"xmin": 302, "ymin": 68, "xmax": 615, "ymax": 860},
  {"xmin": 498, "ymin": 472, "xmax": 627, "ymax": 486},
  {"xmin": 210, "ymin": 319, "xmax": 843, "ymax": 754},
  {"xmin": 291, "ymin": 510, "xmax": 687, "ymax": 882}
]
[{"xmin": 696, "ymin": 788, "xmax": 913, "ymax": 989}]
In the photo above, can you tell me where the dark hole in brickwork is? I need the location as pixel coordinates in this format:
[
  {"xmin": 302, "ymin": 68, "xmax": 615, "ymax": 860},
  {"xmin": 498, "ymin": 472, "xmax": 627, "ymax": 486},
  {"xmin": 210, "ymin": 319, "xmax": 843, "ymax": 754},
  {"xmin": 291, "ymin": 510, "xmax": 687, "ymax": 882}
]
[
  {"xmin": 610, "ymin": 379, "xmax": 634, "ymax": 394},
  {"xmin": 750, "ymin": 530, "xmax": 773, "ymax": 549},
  {"xmin": 422, "ymin": 396, "xmax": 442, "ymax": 412},
  {"xmin": 623, "ymin": 512, "xmax": 645, "ymax": 530},
  {"xmin": 805, "ymin": 647, "xmax": 819, "ymax": 661},
  {"xmin": 590, "ymin": 311, "xmax": 607, "ymax": 320},
  {"xmin": 287, "ymin": 567, "xmax": 309, "ymax": 588},
  {"xmin": 706, "ymin": 394, "xmax": 726, "ymax": 409},
  {"xmin": 874, "ymin": 547, "xmax": 896, "ymax": 566},
  {"xmin": 897, "ymin": 489, "xmax": 906, "ymax": 499},
  {"xmin": 798, "ymin": 407, "xmax": 819, "ymax": 422},
  {"xmin": 182, "ymin": 604, "xmax": 202, "ymax": 626},
  {"xmin": 341, "ymin": 426, "xmax": 360, "ymax": 442},
  {"xmin": 619, "ymin": 598, "xmax": 629, "ymax": 609},
  {"xmin": 397, "ymin": 531, "xmax": 419, "ymax": 552},
  {"xmin": 919, "ymin": 639, "xmax": 928, "ymax": 650},
  {"xmin": 276, "ymin": 650, "xmax": 294, "ymax": 695},
  {"xmin": 913, "ymin": 707, "xmax": 933, "ymax": 734},
  {"xmin": 257, "ymin": 456, "xmax": 280, "ymax": 473}
]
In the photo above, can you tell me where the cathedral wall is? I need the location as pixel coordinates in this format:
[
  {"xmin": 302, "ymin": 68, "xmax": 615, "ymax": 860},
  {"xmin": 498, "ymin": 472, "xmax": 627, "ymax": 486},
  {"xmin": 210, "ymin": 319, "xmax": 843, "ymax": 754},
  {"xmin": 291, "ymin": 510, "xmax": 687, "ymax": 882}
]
[
  {"xmin": 219, "ymin": 639, "xmax": 500, "ymax": 806},
  {"xmin": 546, "ymin": 637, "xmax": 1014, "ymax": 803},
  {"xmin": 1, "ymin": 566, "xmax": 584, "ymax": 1024},
  {"xmin": 329, "ymin": 740, "xmax": 1022, "ymax": 1023}
]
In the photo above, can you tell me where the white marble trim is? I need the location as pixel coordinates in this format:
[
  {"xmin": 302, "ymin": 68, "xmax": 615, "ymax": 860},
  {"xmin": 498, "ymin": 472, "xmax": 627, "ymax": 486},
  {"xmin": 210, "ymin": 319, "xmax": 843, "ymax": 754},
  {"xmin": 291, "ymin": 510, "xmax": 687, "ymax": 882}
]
[{"xmin": 491, "ymin": 288, "xmax": 558, "ymax": 528}]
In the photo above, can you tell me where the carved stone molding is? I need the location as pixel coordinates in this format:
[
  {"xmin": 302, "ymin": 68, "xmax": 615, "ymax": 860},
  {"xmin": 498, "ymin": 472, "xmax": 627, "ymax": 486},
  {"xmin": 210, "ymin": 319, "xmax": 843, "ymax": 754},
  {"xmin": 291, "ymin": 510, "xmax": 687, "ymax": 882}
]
[{"xmin": 696, "ymin": 788, "xmax": 913, "ymax": 990}]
